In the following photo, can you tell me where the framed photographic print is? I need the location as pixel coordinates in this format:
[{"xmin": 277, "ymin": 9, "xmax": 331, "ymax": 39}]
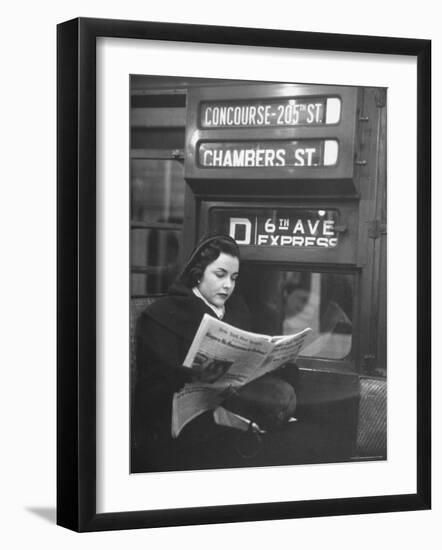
[{"xmin": 57, "ymin": 17, "xmax": 431, "ymax": 531}]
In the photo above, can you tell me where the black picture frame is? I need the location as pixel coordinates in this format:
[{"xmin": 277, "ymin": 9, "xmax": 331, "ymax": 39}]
[{"xmin": 57, "ymin": 17, "xmax": 431, "ymax": 532}]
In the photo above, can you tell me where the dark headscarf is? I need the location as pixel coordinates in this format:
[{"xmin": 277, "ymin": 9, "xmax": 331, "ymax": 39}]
[
  {"xmin": 175, "ymin": 233, "xmax": 240, "ymax": 289},
  {"xmin": 144, "ymin": 233, "xmax": 248, "ymax": 342}
]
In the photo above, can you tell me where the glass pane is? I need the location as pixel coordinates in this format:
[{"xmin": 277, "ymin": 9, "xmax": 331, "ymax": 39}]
[
  {"xmin": 131, "ymin": 159, "xmax": 185, "ymax": 224},
  {"xmin": 131, "ymin": 273, "xmax": 149, "ymax": 296},
  {"xmin": 239, "ymin": 267, "xmax": 354, "ymax": 360},
  {"xmin": 131, "ymin": 228, "xmax": 182, "ymax": 295}
]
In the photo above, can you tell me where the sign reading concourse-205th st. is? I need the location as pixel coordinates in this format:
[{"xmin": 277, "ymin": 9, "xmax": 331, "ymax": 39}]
[
  {"xmin": 199, "ymin": 97, "xmax": 341, "ymax": 128},
  {"xmin": 198, "ymin": 140, "xmax": 339, "ymax": 168}
]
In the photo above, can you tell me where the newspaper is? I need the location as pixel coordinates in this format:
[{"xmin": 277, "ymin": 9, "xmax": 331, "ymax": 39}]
[{"xmin": 171, "ymin": 314, "xmax": 311, "ymax": 438}]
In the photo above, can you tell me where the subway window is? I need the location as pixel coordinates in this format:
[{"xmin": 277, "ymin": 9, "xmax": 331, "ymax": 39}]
[
  {"xmin": 239, "ymin": 266, "xmax": 354, "ymax": 361},
  {"xmin": 129, "ymin": 76, "xmax": 387, "ymax": 474},
  {"xmin": 130, "ymin": 159, "xmax": 185, "ymax": 295},
  {"xmin": 130, "ymin": 78, "xmax": 187, "ymax": 296},
  {"xmin": 282, "ymin": 272, "xmax": 353, "ymax": 360}
]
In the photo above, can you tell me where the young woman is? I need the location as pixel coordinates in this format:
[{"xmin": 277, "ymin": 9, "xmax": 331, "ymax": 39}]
[{"xmin": 132, "ymin": 234, "xmax": 298, "ymax": 472}]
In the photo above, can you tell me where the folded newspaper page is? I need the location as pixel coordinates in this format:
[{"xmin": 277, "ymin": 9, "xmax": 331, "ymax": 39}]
[{"xmin": 171, "ymin": 314, "xmax": 311, "ymax": 438}]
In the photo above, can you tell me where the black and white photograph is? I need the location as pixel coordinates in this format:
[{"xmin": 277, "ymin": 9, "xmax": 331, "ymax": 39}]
[
  {"xmin": 129, "ymin": 76, "xmax": 387, "ymax": 474},
  {"xmin": 52, "ymin": 12, "xmax": 431, "ymax": 536},
  {"xmin": 1, "ymin": 0, "xmax": 437, "ymax": 545}
]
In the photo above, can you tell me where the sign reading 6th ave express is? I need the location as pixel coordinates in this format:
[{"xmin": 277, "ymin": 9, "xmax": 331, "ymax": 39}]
[
  {"xmin": 209, "ymin": 208, "xmax": 341, "ymax": 248},
  {"xmin": 198, "ymin": 140, "xmax": 339, "ymax": 168}
]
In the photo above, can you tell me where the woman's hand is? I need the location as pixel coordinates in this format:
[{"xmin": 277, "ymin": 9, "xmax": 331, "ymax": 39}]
[
  {"xmin": 190, "ymin": 359, "xmax": 232, "ymax": 384},
  {"xmin": 175, "ymin": 365, "xmax": 213, "ymax": 384},
  {"xmin": 189, "ymin": 368, "xmax": 220, "ymax": 383}
]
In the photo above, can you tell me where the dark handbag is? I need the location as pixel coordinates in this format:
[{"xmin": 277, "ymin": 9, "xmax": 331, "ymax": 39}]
[{"xmin": 222, "ymin": 371, "xmax": 297, "ymax": 432}]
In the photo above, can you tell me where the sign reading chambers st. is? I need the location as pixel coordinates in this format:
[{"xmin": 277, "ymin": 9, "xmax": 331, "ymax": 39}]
[
  {"xmin": 210, "ymin": 208, "xmax": 341, "ymax": 248},
  {"xmin": 198, "ymin": 140, "xmax": 338, "ymax": 168}
]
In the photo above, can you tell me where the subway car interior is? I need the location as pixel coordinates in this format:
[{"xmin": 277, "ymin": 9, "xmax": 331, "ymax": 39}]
[{"xmin": 130, "ymin": 75, "xmax": 387, "ymax": 471}]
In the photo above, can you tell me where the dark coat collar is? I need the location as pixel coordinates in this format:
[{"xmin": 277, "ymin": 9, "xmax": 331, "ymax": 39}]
[
  {"xmin": 143, "ymin": 282, "xmax": 251, "ymax": 343},
  {"xmin": 144, "ymin": 283, "xmax": 214, "ymax": 342}
]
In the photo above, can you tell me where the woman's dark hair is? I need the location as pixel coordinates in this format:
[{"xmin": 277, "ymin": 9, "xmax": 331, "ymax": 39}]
[{"xmin": 179, "ymin": 235, "xmax": 240, "ymax": 288}]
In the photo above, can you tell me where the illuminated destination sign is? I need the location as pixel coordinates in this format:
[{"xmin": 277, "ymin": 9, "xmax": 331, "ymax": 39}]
[
  {"xmin": 211, "ymin": 208, "xmax": 340, "ymax": 248},
  {"xmin": 199, "ymin": 140, "xmax": 338, "ymax": 168},
  {"xmin": 200, "ymin": 97, "xmax": 341, "ymax": 128}
]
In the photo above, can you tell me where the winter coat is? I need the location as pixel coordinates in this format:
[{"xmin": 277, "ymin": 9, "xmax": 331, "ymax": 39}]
[
  {"xmin": 132, "ymin": 282, "xmax": 252, "ymax": 472},
  {"xmin": 132, "ymin": 234, "xmax": 298, "ymax": 473}
]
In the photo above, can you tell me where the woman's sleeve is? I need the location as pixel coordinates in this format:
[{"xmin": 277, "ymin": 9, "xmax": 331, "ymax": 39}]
[{"xmin": 135, "ymin": 312, "xmax": 193, "ymax": 391}]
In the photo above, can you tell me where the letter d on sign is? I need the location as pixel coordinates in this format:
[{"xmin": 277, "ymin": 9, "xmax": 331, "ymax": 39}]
[{"xmin": 229, "ymin": 218, "xmax": 252, "ymax": 245}]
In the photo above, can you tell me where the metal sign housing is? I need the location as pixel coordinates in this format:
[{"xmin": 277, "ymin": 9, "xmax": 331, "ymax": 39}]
[{"xmin": 185, "ymin": 84, "xmax": 358, "ymax": 184}]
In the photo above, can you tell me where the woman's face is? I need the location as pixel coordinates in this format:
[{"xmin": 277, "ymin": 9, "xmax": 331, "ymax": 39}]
[{"xmin": 197, "ymin": 253, "xmax": 239, "ymax": 308}]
